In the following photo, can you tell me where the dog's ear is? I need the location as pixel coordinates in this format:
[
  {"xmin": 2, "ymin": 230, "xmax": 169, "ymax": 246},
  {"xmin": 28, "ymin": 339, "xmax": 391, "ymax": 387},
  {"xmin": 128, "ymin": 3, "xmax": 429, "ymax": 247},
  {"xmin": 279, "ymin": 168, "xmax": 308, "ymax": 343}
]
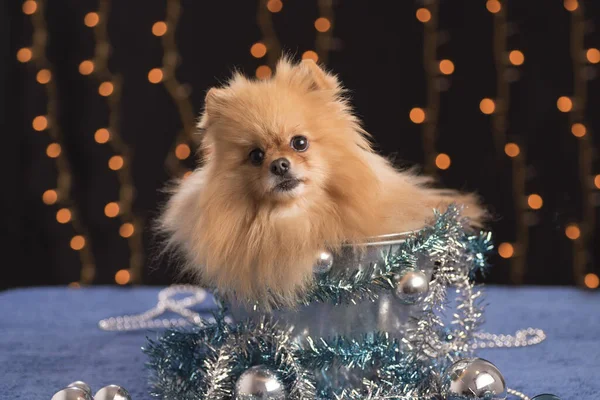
[
  {"xmin": 275, "ymin": 57, "xmax": 340, "ymax": 92},
  {"xmin": 197, "ymin": 87, "xmax": 227, "ymax": 131},
  {"xmin": 297, "ymin": 59, "xmax": 340, "ymax": 91},
  {"xmin": 204, "ymin": 88, "xmax": 227, "ymax": 116}
]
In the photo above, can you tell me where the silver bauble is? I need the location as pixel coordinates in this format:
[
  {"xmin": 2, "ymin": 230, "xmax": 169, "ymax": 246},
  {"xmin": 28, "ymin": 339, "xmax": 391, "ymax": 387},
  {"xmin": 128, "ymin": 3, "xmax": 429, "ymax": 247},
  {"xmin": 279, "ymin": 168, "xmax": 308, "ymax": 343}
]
[
  {"xmin": 94, "ymin": 385, "xmax": 131, "ymax": 400},
  {"xmin": 314, "ymin": 250, "xmax": 334, "ymax": 274},
  {"xmin": 444, "ymin": 358, "xmax": 507, "ymax": 400},
  {"xmin": 51, "ymin": 387, "xmax": 93, "ymax": 400},
  {"xmin": 234, "ymin": 365, "xmax": 287, "ymax": 400},
  {"xmin": 531, "ymin": 395, "xmax": 561, "ymax": 400},
  {"xmin": 393, "ymin": 269, "xmax": 429, "ymax": 303},
  {"xmin": 67, "ymin": 381, "xmax": 92, "ymax": 396}
]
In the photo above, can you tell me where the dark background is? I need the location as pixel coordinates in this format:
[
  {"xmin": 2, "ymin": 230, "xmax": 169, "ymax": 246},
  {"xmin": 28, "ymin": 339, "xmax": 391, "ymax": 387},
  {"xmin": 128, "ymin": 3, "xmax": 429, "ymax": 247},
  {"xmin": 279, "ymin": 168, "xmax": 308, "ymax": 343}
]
[{"xmin": 2, "ymin": 0, "xmax": 599, "ymax": 290}]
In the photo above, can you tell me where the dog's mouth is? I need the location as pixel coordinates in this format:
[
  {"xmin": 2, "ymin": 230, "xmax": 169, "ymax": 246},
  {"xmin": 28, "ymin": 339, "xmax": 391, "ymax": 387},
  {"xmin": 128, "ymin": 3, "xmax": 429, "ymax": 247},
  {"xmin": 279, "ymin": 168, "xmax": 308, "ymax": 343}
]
[{"xmin": 272, "ymin": 178, "xmax": 302, "ymax": 192}]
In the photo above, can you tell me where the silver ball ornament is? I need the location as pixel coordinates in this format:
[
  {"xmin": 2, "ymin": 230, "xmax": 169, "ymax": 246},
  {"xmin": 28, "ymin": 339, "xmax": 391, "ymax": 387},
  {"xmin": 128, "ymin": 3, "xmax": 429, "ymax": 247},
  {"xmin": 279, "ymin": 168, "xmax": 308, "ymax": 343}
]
[
  {"xmin": 444, "ymin": 358, "xmax": 507, "ymax": 400},
  {"xmin": 51, "ymin": 387, "xmax": 93, "ymax": 400},
  {"xmin": 393, "ymin": 269, "xmax": 429, "ymax": 303},
  {"xmin": 531, "ymin": 395, "xmax": 561, "ymax": 400},
  {"xmin": 67, "ymin": 381, "xmax": 92, "ymax": 396},
  {"xmin": 314, "ymin": 250, "xmax": 334, "ymax": 274},
  {"xmin": 234, "ymin": 365, "xmax": 287, "ymax": 400},
  {"xmin": 94, "ymin": 385, "xmax": 131, "ymax": 400}
]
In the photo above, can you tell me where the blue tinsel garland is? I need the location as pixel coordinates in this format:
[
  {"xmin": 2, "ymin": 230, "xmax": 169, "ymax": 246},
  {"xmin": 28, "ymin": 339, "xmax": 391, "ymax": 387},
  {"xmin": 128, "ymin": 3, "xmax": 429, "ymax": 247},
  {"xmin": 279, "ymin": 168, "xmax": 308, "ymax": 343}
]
[{"xmin": 144, "ymin": 205, "xmax": 493, "ymax": 399}]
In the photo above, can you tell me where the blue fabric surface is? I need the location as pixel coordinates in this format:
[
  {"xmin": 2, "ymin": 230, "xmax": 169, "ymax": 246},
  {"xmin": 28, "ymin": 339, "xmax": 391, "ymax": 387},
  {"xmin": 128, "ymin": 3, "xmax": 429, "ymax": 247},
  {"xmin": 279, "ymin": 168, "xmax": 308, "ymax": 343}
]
[{"xmin": 0, "ymin": 286, "xmax": 598, "ymax": 400}]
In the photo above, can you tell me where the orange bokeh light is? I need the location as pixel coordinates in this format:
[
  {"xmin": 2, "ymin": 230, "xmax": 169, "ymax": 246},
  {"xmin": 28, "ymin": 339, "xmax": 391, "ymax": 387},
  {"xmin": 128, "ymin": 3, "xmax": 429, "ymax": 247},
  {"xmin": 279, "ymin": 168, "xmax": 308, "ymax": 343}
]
[
  {"xmin": 17, "ymin": 48, "xmax": 33, "ymax": 63},
  {"xmin": 79, "ymin": 60, "xmax": 94, "ymax": 75},
  {"xmin": 104, "ymin": 202, "xmax": 120, "ymax": 218},
  {"xmin": 302, "ymin": 50, "xmax": 319, "ymax": 62},
  {"xmin": 32, "ymin": 115, "xmax": 48, "ymax": 131},
  {"xmin": 36, "ymin": 69, "xmax": 52, "ymax": 84},
  {"xmin": 56, "ymin": 208, "xmax": 72, "ymax": 224},
  {"xmin": 256, "ymin": 65, "xmax": 272, "ymax": 80},
  {"xmin": 115, "ymin": 269, "xmax": 131, "ymax": 285},
  {"xmin": 250, "ymin": 42, "xmax": 267, "ymax": 58},
  {"xmin": 314, "ymin": 17, "xmax": 331, "ymax": 33},
  {"xmin": 98, "ymin": 81, "xmax": 114, "ymax": 96},
  {"xmin": 46, "ymin": 143, "xmax": 61, "ymax": 158},
  {"xmin": 486, "ymin": 0, "xmax": 501, "ymax": 13},
  {"xmin": 571, "ymin": 123, "xmax": 586, "ymax": 138},
  {"xmin": 42, "ymin": 189, "xmax": 58, "ymax": 205},
  {"xmin": 504, "ymin": 143, "xmax": 520, "ymax": 157},
  {"xmin": 435, "ymin": 153, "xmax": 451, "ymax": 170},
  {"xmin": 565, "ymin": 224, "xmax": 580, "ymax": 240},
  {"xmin": 148, "ymin": 68, "xmax": 163, "ymax": 84},
  {"xmin": 22, "ymin": 0, "xmax": 37, "ymax": 15},
  {"xmin": 527, "ymin": 194, "xmax": 543, "ymax": 210},
  {"xmin": 152, "ymin": 21, "xmax": 168, "ymax": 37},
  {"xmin": 509, "ymin": 50, "xmax": 525, "ymax": 66},
  {"xmin": 584, "ymin": 273, "xmax": 600, "ymax": 289},
  {"xmin": 498, "ymin": 242, "xmax": 514, "ymax": 258},
  {"xmin": 480, "ymin": 98, "xmax": 496, "ymax": 114},
  {"xmin": 70, "ymin": 235, "xmax": 85, "ymax": 250},
  {"xmin": 564, "ymin": 0, "xmax": 578, "ymax": 11},
  {"xmin": 409, "ymin": 108, "xmax": 426, "ymax": 124},
  {"xmin": 586, "ymin": 48, "xmax": 600, "ymax": 64},
  {"xmin": 266, "ymin": 0, "xmax": 283, "ymax": 13},
  {"xmin": 439, "ymin": 59, "xmax": 455, "ymax": 75},
  {"xmin": 119, "ymin": 223, "xmax": 135, "ymax": 238},
  {"xmin": 94, "ymin": 128, "xmax": 110, "ymax": 143},
  {"xmin": 84, "ymin": 12, "xmax": 99, "ymax": 27},
  {"xmin": 416, "ymin": 8, "xmax": 431, "ymax": 23},
  {"xmin": 175, "ymin": 144, "xmax": 191, "ymax": 160},
  {"xmin": 108, "ymin": 155, "xmax": 124, "ymax": 171},
  {"xmin": 557, "ymin": 96, "xmax": 572, "ymax": 112}
]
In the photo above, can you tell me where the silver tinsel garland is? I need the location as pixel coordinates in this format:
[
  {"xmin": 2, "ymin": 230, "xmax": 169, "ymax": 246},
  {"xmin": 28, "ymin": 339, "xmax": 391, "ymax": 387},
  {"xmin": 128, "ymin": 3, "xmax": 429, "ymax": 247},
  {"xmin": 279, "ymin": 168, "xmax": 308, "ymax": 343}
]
[{"xmin": 144, "ymin": 205, "xmax": 495, "ymax": 399}]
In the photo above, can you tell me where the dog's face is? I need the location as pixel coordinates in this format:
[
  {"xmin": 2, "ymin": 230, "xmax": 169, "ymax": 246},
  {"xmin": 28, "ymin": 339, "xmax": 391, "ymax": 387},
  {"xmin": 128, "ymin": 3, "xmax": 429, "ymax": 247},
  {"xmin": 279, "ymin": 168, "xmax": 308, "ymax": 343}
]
[{"xmin": 198, "ymin": 59, "xmax": 367, "ymax": 208}]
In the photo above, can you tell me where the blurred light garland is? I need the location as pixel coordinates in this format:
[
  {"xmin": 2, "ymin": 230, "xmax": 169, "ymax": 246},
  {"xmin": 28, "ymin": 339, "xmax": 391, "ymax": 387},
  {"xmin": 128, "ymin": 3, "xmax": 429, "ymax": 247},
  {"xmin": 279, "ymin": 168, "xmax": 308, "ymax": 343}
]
[
  {"xmin": 155, "ymin": 0, "xmax": 198, "ymax": 178},
  {"xmin": 87, "ymin": 0, "xmax": 144, "ymax": 284},
  {"xmin": 413, "ymin": 0, "xmax": 442, "ymax": 176},
  {"xmin": 255, "ymin": 0, "xmax": 282, "ymax": 78},
  {"xmin": 565, "ymin": 1, "xmax": 595, "ymax": 287},
  {"xmin": 488, "ymin": 0, "xmax": 528, "ymax": 284},
  {"xmin": 314, "ymin": 0, "xmax": 335, "ymax": 65},
  {"xmin": 28, "ymin": 0, "xmax": 96, "ymax": 284}
]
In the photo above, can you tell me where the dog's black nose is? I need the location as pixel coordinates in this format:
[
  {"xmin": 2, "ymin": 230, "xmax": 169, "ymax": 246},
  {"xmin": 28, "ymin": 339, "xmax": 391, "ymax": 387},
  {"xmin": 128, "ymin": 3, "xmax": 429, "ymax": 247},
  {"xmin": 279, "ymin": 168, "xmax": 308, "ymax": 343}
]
[{"xmin": 270, "ymin": 158, "xmax": 290, "ymax": 176}]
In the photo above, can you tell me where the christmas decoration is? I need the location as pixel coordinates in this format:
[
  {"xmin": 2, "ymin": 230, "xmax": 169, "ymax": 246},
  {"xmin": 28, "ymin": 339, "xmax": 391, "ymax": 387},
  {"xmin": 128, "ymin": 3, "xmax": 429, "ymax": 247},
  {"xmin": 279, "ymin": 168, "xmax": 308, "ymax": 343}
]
[
  {"xmin": 393, "ymin": 268, "xmax": 429, "ymax": 304},
  {"xmin": 145, "ymin": 205, "xmax": 529, "ymax": 399},
  {"xmin": 51, "ymin": 382, "xmax": 131, "ymax": 400},
  {"xmin": 234, "ymin": 365, "xmax": 287, "ymax": 400},
  {"xmin": 443, "ymin": 358, "xmax": 507, "ymax": 400},
  {"xmin": 530, "ymin": 395, "xmax": 561, "ymax": 400},
  {"xmin": 94, "ymin": 385, "xmax": 131, "ymax": 400}
]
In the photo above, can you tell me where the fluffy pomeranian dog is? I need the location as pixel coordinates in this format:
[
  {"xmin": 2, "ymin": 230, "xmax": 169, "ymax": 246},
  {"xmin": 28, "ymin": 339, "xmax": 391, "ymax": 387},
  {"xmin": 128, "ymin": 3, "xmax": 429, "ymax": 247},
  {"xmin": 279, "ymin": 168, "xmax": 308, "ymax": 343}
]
[{"xmin": 160, "ymin": 57, "xmax": 484, "ymax": 307}]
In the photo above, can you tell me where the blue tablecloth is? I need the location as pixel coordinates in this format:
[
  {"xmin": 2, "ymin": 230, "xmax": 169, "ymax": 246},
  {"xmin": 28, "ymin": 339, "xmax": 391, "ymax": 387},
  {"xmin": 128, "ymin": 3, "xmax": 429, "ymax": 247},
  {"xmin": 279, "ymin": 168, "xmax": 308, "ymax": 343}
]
[{"xmin": 1, "ymin": 285, "xmax": 598, "ymax": 400}]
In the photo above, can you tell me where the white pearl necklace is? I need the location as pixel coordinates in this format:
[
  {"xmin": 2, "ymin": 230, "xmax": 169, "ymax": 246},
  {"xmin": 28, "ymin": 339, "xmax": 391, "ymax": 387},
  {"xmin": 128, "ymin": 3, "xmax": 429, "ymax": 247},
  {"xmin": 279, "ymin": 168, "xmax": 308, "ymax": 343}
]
[{"xmin": 98, "ymin": 285, "xmax": 231, "ymax": 331}]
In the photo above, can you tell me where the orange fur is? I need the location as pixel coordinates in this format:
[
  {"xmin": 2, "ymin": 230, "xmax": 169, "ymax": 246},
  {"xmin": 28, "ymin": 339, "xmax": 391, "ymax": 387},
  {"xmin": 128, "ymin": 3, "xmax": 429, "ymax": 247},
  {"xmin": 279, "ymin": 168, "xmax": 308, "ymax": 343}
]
[{"xmin": 160, "ymin": 58, "xmax": 485, "ymax": 307}]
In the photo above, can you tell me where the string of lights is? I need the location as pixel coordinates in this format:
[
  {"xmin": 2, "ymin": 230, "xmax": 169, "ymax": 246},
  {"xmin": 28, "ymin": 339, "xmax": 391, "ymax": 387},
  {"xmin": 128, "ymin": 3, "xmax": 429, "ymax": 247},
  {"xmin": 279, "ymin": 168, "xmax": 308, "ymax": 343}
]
[
  {"xmin": 485, "ymin": 0, "xmax": 529, "ymax": 285},
  {"xmin": 563, "ymin": 0, "xmax": 598, "ymax": 289},
  {"xmin": 23, "ymin": 0, "xmax": 96, "ymax": 286},
  {"xmin": 84, "ymin": 0, "xmax": 144, "ymax": 285},
  {"xmin": 151, "ymin": 0, "xmax": 197, "ymax": 178},
  {"xmin": 253, "ymin": 0, "xmax": 282, "ymax": 79},
  {"xmin": 411, "ymin": 2, "xmax": 452, "ymax": 176},
  {"xmin": 312, "ymin": 0, "xmax": 334, "ymax": 65}
]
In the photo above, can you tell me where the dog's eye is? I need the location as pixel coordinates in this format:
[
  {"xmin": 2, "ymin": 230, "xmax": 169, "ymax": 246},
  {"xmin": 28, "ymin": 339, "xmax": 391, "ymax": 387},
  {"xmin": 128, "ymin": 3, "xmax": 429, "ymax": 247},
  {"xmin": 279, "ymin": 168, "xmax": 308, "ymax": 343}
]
[
  {"xmin": 290, "ymin": 135, "xmax": 309, "ymax": 152},
  {"xmin": 249, "ymin": 148, "xmax": 265, "ymax": 165}
]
